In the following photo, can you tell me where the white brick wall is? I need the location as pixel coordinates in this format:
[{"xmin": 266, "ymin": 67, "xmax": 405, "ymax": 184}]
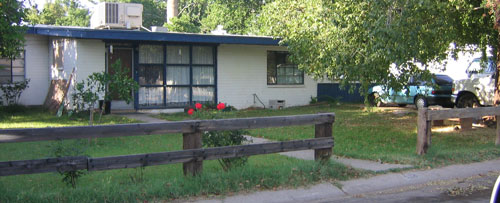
[
  {"xmin": 75, "ymin": 39, "xmax": 105, "ymax": 83},
  {"xmin": 16, "ymin": 37, "xmax": 105, "ymax": 106},
  {"xmin": 217, "ymin": 44, "xmax": 318, "ymax": 109},
  {"xmin": 18, "ymin": 34, "xmax": 50, "ymax": 105}
]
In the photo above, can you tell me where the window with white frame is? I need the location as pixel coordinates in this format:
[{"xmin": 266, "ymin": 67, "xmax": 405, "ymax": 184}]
[
  {"xmin": 267, "ymin": 51, "xmax": 303, "ymax": 85},
  {"xmin": 0, "ymin": 51, "xmax": 25, "ymax": 84}
]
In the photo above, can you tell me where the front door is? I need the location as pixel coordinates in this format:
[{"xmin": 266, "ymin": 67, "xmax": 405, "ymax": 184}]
[{"xmin": 107, "ymin": 48, "xmax": 134, "ymax": 109}]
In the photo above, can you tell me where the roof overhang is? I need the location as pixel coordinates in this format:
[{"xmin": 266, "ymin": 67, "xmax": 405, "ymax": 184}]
[{"xmin": 26, "ymin": 25, "xmax": 281, "ymax": 46}]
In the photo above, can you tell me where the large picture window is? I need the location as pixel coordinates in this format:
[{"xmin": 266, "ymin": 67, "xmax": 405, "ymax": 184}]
[
  {"xmin": 137, "ymin": 44, "xmax": 216, "ymax": 108},
  {"xmin": 267, "ymin": 51, "xmax": 303, "ymax": 85},
  {"xmin": 0, "ymin": 52, "xmax": 25, "ymax": 84}
]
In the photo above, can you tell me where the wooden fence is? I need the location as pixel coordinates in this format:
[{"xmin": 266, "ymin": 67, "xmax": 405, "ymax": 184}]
[
  {"xmin": 416, "ymin": 107, "xmax": 500, "ymax": 155},
  {"xmin": 0, "ymin": 113, "xmax": 335, "ymax": 176}
]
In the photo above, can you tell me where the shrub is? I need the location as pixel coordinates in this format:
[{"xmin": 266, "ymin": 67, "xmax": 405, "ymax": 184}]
[
  {"xmin": 48, "ymin": 139, "xmax": 88, "ymax": 188},
  {"xmin": 202, "ymin": 130, "xmax": 249, "ymax": 171},
  {"xmin": 187, "ymin": 102, "xmax": 249, "ymax": 171},
  {"xmin": 0, "ymin": 79, "xmax": 30, "ymax": 105}
]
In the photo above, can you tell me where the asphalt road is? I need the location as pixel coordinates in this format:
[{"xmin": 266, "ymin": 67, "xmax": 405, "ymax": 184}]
[{"xmin": 318, "ymin": 172, "xmax": 499, "ymax": 203}]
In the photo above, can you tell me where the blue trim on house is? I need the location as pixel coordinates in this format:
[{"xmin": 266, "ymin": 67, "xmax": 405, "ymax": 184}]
[
  {"xmin": 26, "ymin": 26, "xmax": 281, "ymax": 45},
  {"xmin": 214, "ymin": 46, "xmax": 218, "ymax": 105},
  {"xmin": 133, "ymin": 45, "xmax": 139, "ymax": 109}
]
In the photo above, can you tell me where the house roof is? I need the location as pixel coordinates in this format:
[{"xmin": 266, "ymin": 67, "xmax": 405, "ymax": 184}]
[{"xmin": 26, "ymin": 25, "xmax": 281, "ymax": 46}]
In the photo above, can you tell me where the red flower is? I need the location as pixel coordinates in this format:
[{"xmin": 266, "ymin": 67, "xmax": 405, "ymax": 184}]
[
  {"xmin": 187, "ymin": 108, "xmax": 194, "ymax": 115},
  {"xmin": 195, "ymin": 103, "xmax": 202, "ymax": 109},
  {"xmin": 216, "ymin": 103, "xmax": 226, "ymax": 110}
]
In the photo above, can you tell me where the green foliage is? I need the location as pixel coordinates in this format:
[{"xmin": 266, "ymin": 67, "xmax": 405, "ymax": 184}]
[
  {"xmin": 202, "ymin": 130, "xmax": 249, "ymax": 171},
  {"xmin": 0, "ymin": 0, "xmax": 26, "ymax": 59},
  {"xmin": 196, "ymin": 102, "xmax": 235, "ymax": 112},
  {"xmin": 48, "ymin": 139, "xmax": 88, "ymax": 188},
  {"xmin": 448, "ymin": 0, "xmax": 497, "ymax": 59},
  {"xmin": 165, "ymin": 14, "xmax": 201, "ymax": 33},
  {"xmin": 26, "ymin": 0, "xmax": 90, "ymax": 27},
  {"xmin": 72, "ymin": 60, "xmax": 138, "ymax": 115},
  {"xmin": 164, "ymin": 0, "xmax": 268, "ymax": 34},
  {"xmin": 200, "ymin": 0, "xmax": 266, "ymax": 34},
  {"xmin": 309, "ymin": 96, "xmax": 318, "ymax": 104},
  {"xmin": 71, "ymin": 72, "xmax": 106, "ymax": 113},
  {"xmin": 0, "ymin": 79, "xmax": 30, "ymax": 105},
  {"xmin": 107, "ymin": 59, "xmax": 139, "ymax": 104},
  {"xmin": 258, "ymin": 0, "xmax": 498, "ymax": 97}
]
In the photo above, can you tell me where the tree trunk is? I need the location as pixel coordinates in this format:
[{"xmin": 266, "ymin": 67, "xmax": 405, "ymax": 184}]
[
  {"xmin": 166, "ymin": 0, "xmax": 179, "ymax": 24},
  {"xmin": 495, "ymin": 1, "xmax": 500, "ymax": 106}
]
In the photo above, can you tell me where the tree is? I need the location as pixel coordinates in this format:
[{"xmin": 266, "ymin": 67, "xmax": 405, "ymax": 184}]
[
  {"xmin": 490, "ymin": 1, "xmax": 500, "ymax": 105},
  {"xmin": 164, "ymin": 0, "xmax": 208, "ymax": 33},
  {"xmin": 165, "ymin": 14, "xmax": 200, "ymax": 33},
  {"xmin": 200, "ymin": 0, "xmax": 266, "ymax": 34},
  {"xmin": 258, "ymin": 0, "xmax": 499, "ymax": 100},
  {"xmin": 167, "ymin": 0, "xmax": 267, "ymax": 34},
  {"xmin": 0, "ymin": 0, "xmax": 26, "ymax": 59},
  {"xmin": 26, "ymin": 0, "xmax": 90, "ymax": 27}
]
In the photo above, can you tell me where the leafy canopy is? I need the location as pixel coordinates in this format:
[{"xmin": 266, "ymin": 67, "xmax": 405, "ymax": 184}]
[
  {"xmin": 167, "ymin": 0, "xmax": 268, "ymax": 34},
  {"xmin": 26, "ymin": 0, "xmax": 90, "ymax": 27},
  {"xmin": 0, "ymin": 0, "xmax": 26, "ymax": 59},
  {"xmin": 258, "ymin": 0, "xmax": 498, "ymax": 94},
  {"xmin": 200, "ymin": 0, "xmax": 266, "ymax": 35}
]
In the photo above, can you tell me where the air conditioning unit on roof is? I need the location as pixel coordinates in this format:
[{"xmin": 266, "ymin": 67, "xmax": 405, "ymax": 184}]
[{"xmin": 91, "ymin": 2, "xmax": 143, "ymax": 30}]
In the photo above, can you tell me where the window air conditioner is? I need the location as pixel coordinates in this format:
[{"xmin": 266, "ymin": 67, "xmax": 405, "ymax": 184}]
[{"xmin": 90, "ymin": 2, "xmax": 143, "ymax": 30}]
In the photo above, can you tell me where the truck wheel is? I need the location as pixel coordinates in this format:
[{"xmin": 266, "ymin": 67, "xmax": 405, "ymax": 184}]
[
  {"xmin": 368, "ymin": 92, "xmax": 382, "ymax": 107},
  {"xmin": 414, "ymin": 96, "xmax": 428, "ymax": 109},
  {"xmin": 456, "ymin": 94, "xmax": 480, "ymax": 108}
]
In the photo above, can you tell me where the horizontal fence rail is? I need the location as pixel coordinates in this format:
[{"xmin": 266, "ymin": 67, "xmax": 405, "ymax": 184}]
[
  {"xmin": 427, "ymin": 106, "xmax": 500, "ymax": 121},
  {"xmin": 0, "ymin": 138, "xmax": 333, "ymax": 176},
  {"xmin": 0, "ymin": 113, "xmax": 335, "ymax": 143},
  {"xmin": 0, "ymin": 113, "xmax": 335, "ymax": 176},
  {"xmin": 417, "ymin": 107, "xmax": 500, "ymax": 155}
]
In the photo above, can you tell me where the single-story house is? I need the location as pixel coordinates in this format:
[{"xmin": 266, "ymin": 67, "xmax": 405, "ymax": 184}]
[{"xmin": 1, "ymin": 25, "xmax": 331, "ymax": 111}]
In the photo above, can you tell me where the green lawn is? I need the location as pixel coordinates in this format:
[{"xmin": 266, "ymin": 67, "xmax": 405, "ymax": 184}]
[
  {"xmin": 1, "ymin": 104, "xmax": 499, "ymax": 202},
  {"xmin": 157, "ymin": 103, "xmax": 500, "ymax": 168},
  {"xmin": 0, "ymin": 107, "xmax": 137, "ymax": 129},
  {"xmin": 0, "ymin": 106, "xmax": 363, "ymax": 202}
]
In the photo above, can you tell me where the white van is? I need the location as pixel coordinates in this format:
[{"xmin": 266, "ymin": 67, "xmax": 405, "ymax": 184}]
[{"xmin": 451, "ymin": 58, "xmax": 496, "ymax": 107}]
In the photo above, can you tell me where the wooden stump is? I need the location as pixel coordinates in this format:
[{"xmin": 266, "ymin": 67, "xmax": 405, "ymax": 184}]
[
  {"xmin": 314, "ymin": 122, "xmax": 333, "ymax": 162},
  {"xmin": 433, "ymin": 120, "xmax": 444, "ymax": 126},
  {"xmin": 460, "ymin": 118, "xmax": 473, "ymax": 131},
  {"xmin": 183, "ymin": 131, "xmax": 203, "ymax": 176}
]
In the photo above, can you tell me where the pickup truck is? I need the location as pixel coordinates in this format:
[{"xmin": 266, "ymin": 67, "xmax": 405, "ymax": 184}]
[{"xmin": 452, "ymin": 58, "xmax": 496, "ymax": 107}]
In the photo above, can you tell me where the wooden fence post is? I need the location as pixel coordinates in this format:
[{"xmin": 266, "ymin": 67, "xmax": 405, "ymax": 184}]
[
  {"xmin": 496, "ymin": 115, "xmax": 500, "ymax": 146},
  {"xmin": 183, "ymin": 131, "xmax": 203, "ymax": 176},
  {"xmin": 314, "ymin": 122, "xmax": 333, "ymax": 162},
  {"xmin": 460, "ymin": 118, "xmax": 473, "ymax": 130},
  {"xmin": 416, "ymin": 108, "xmax": 431, "ymax": 155}
]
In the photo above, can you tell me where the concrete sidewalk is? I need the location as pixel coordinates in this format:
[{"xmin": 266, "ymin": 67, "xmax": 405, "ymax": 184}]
[
  {"xmin": 194, "ymin": 158, "xmax": 500, "ymax": 203},
  {"xmin": 247, "ymin": 136, "xmax": 413, "ymax": 172}
]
